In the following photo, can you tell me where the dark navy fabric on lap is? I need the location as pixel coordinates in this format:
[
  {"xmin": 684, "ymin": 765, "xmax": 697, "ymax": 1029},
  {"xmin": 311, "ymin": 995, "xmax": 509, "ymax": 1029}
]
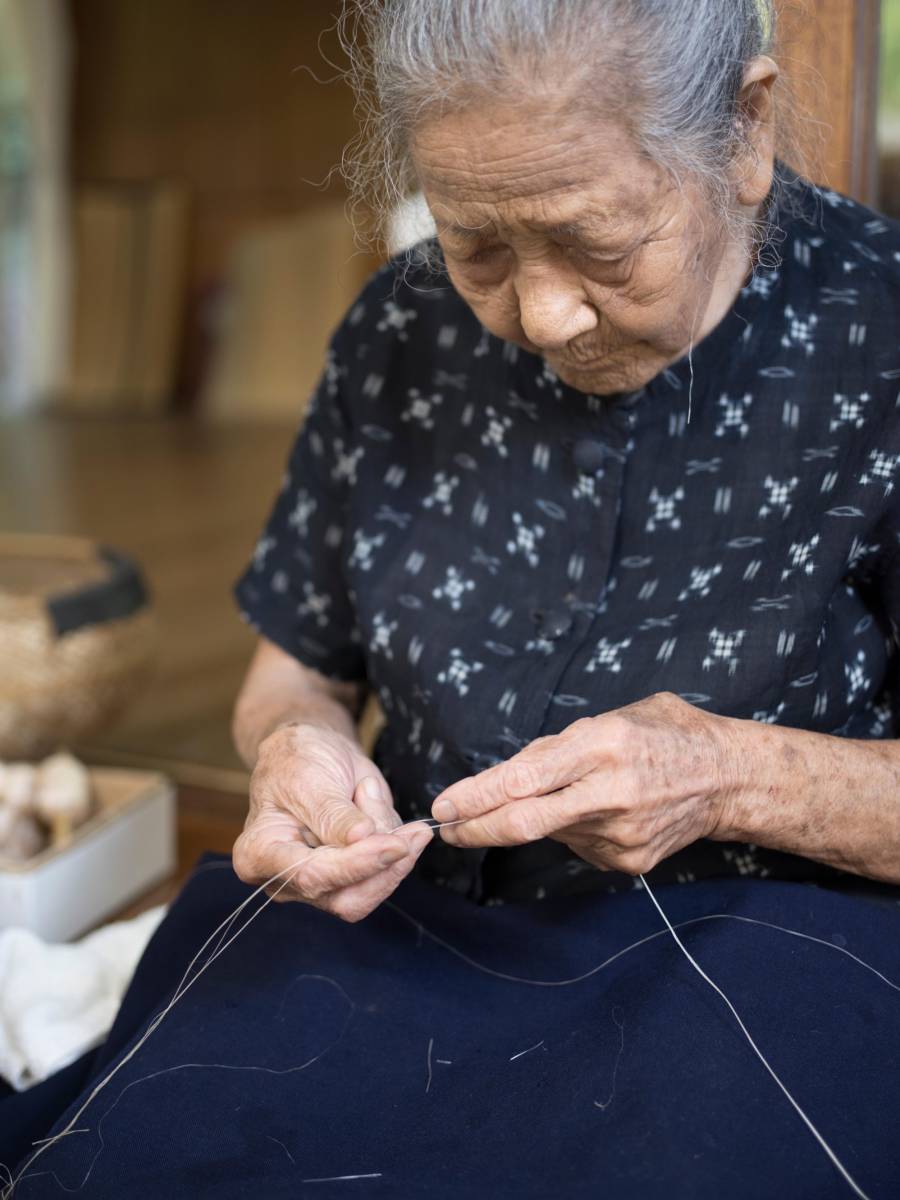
[
  {"xmin": 0, "ymin": 1054, "xmax": 94, "ymax": 1177},
  {"xmin": 9, "ymin": 856, "xmax": 900, "ymax": 1199}
]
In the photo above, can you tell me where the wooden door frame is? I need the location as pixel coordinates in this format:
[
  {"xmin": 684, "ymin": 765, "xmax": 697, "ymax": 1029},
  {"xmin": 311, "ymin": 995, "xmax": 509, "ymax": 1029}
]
[{"xmin": 778, "ymin": 0, "xmax": 881, "ymax": 202}]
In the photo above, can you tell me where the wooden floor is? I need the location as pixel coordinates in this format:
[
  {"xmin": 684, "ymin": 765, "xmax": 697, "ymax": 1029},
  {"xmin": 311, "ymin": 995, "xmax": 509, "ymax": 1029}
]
[
  {"xmin": 117, "ymin": 783, "xmax": 249, "ymax": 919},
  {"xmin": 1, "ymin": 413, "xmax": 296, "ymax": 784}
]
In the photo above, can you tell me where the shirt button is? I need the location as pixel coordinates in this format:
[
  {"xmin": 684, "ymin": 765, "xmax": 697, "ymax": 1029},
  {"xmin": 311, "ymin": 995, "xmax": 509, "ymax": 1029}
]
[
  {"xmin": 572, "ymin": 438, "xmax": 607, "ymax": 474},
  {"xmin": 537, "ymin": 608, "xmax": 574, "ymax": 640}
]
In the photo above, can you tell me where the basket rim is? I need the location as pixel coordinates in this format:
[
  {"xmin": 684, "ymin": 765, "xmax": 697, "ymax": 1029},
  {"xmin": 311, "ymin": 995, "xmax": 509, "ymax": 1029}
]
[
  {"xmin": 0, "ymin": 533, "xmax": 99, "ymax": 563},
  {"xmin": 0, "ymin": 534, "xmax": 150, "ymax": 637}
]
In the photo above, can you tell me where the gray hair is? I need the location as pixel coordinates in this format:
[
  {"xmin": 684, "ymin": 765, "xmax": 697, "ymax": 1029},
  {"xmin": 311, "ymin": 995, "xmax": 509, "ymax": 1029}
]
[{"xmin": 340, "ymin": 0, "xmax": 802, "ymax": 255}]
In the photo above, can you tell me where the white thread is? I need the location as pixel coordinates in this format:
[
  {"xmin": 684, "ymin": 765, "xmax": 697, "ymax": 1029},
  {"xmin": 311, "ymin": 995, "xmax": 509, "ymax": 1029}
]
[
  {"xmin": 30, "ymin": 1132, "xmax": 89, "ymax": 1147},
  {"xmin": 386, "ymin": 900, "xmax": 676, "ymax": 986},
  {"xmin": 5, "ymin": 845, "xmax": 894, "ymax": 1199},
  {"xmin": 425, "ymin": 1036, "xmax": 434, "ymax": 1093},
  {"xmin": 267, "ymin": 1136, "xmax": 296, "ymax": 1165},
  {"xmin": 2, "ymin": 855, "xmax": 317, "ymax": 1199},
  {"xmin": 593, "ymin": 1008, "xmax": 625, "ymax": 1111},
  {"xmin": 302, "ymin": 1174, "xmax": 383, "ymax": 1183},
  {"xmin": 509, "ymin": 1040, "xmax": 544, "ymax": 1062},
  {"xmin": 8, "ymin": 972, "xmax": 353, "ymax": 1196},
  {"xmin": 65, "ymin": 986, "xmax": 353, "ymax": 1198},
  {"xmin": 685, "ymin": 287, "xmax": 704, "ymax": 427},
  {"xmin": 2, "ymin": 830, "xmax": 462, "ymax": 1196},
  {"xmin": 386, "ymin": 903, "xmax": 900, "ymax": 994},
  {"xmin": 638, "ymin": 874, "xmax": 874, "ymax": 1200},
  {"xmin": 397, "ymin": 816, "xmax": 471, "ymax": 832}
]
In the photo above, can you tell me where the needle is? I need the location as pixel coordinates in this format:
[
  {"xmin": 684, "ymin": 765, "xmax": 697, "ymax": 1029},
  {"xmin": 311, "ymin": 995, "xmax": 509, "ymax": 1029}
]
[{"xmin": 392, "ymin": 816, "xmax": 471, "ymax": 834}]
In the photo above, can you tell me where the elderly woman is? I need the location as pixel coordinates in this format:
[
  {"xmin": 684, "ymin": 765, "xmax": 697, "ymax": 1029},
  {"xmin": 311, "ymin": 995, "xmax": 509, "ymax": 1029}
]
[
  {"xmin": 232, "ymin": 0, "xmax": 900, "ymax": 917},
  {"xmin": 7, "ymin": 3, "xmax": 900, "ymax": 1198}
]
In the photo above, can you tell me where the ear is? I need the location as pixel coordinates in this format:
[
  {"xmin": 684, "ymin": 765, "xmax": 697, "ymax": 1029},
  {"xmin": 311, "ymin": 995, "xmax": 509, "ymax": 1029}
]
[{"xmin": 732, "ymin": 55, "xmax": 780, "ymax": 208}]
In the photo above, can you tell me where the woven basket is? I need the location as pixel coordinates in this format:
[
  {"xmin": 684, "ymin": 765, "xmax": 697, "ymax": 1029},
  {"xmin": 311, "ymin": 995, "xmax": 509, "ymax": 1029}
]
[{"xmin": 0, "ymin": 535, "xmax": 156, "ymax": 760}]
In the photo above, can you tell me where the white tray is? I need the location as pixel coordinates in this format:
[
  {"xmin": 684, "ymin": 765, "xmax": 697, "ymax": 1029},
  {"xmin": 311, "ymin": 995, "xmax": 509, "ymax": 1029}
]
[{"xmin": 0, "ymin": 768, "xmax": 175, "ymax": 941}]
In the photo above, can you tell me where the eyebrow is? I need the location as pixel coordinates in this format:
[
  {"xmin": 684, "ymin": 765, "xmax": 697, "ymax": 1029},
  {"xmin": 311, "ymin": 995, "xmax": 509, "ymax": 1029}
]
[
  {"xmin": 538, "ymin": 221, "xmax": 592, "ymax": 239},
  {"xmin": 532, "ymin": 216, "xmax": 640, "ymax": 242},
  {"xmin": 440, "ymin": 222, "xmax": 496, "ymax": 241},
  {"xmin": 440, "ymin": 217, "xmax": 624, "ymax": 243}
]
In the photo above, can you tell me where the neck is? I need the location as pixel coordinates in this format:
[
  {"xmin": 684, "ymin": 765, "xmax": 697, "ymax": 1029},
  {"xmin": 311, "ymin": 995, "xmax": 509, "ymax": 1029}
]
[{"xmin": 689, "ymin": 219, "xmax": 758, "ymax": 354}]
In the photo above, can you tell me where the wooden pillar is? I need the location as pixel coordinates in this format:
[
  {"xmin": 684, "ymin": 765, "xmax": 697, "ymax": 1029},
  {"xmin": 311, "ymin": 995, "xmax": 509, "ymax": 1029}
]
[{"xmin": 777, "ymin": 0, "xmax": 881, "ymax": 202}]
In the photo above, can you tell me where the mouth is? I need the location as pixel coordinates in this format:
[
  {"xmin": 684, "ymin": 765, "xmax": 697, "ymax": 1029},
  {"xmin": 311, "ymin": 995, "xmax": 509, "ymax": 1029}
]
[
  {"xmin": 551, "ymin": 334, "xmax": 649, "ymax": 374},
  {"xmin": 550, "ymin": 353, "xmax": 616, "ymax": 374},
  {"xmin": 550, "ymin": 336, "xmax": 626, "ymax": 371}
]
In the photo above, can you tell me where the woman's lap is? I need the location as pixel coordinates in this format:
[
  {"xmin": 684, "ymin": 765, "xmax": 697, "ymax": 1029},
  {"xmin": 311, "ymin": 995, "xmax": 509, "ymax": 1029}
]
[{"xmin": 5, "ymin": 855, "xmax": 900, "ymax": 1199}]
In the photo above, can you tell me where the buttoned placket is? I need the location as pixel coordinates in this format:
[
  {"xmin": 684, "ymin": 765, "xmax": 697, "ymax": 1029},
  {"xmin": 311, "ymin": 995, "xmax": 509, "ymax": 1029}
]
[
  {"xmin": 516, "ymin": 395, "xmax": 638, "ymax": 739},
  {"xmin": 451, "ymin": 396, "xmax": 637, "ymax": 901},
  {"xmin": 436, "ymin": 390, "xmax": 638, "ymax": 901}
]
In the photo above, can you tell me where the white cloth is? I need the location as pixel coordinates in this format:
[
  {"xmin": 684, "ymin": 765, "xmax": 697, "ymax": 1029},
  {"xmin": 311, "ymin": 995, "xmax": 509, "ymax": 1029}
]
[{"xmin": 0, "ymin": 905, "xmax": 165, "ymax": 1090}]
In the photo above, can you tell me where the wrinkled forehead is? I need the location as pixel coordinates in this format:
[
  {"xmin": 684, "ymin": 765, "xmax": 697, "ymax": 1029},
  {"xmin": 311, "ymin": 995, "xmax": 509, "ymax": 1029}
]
[{"xmin": 411, "ymin": 98, "xmax": 671, "ymax": 234}]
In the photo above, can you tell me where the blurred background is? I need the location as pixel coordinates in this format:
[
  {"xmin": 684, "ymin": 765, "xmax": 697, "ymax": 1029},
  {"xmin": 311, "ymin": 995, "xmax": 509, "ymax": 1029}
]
[
  {"xmin": 0, "ymin": 0, "xmax": 897, "ymax": 827},
  {"xmin": 0, "ymin": 0, "xmax": 380, "ymax": 797}
]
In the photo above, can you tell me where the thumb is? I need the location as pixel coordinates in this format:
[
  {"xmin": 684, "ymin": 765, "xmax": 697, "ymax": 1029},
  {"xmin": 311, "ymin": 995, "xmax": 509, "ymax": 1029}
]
[
  {"xmin": 311, "ymin": 784, "xmax": 375, "ymax": 847},
  {"xmin": 354, "ymin": 773, "xmax": 401, "ymax": 834}
]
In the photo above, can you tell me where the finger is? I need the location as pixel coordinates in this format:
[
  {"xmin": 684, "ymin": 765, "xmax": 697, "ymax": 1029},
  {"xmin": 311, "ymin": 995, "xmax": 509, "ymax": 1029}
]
[
  {"xmin": 438, "ymin": 789, "xmax": 586, "ymax": 849},
  {"xmin": 308, "ymin": 791, "xmax": 376, "ymax": 847},
  {"xmin": 431, "ymin": 730, "xmax": 591, "ymax": 825},
  {"xmin": 386, "ymin": 819, "xmax": 435, "ymax": 847},
  {"xmin": 553, "ymin": 811, "xmax": 697, "ymax": 876},
  {"xmin": 234, "ymin": 802, "xmax": 383, "ymax": 889},
  {"xmin": 297, "ymin": 824, "xmax": 321, "ymax": 849},
  {"xmin": 550, "ymin": 821, "xmax": 631, "ymax": 855},
  {"xmin": 551, "ymin": 829, "xmax": 621, "ymax": 866},
  {"xmin": 554, "ymin": 793, "xmax": 702, "ymax": 859},
  {"xmin": 324, "ymin": 827, "xmax": 433, "ymax": 922},
  {"xmin": 234, "ymin": 812, "xmax": 301, "ymax": 882},
  {"xmin": 354, "ymin": 774, "xmax": 402, "ymax": 834},
  {"xmin": 274, "ymin": 823, "xmax": 431, "ymax": 910},
  {"xmin": 251, "ymin": 736, "xmax": 376, "ymax": 847},
  {"xmin": 239, "ymin": 832, "xmax": 410, "ymax": 900}
]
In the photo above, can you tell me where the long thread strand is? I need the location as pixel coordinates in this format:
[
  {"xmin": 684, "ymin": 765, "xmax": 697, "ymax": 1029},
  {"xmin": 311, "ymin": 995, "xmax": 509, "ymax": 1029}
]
[
  {"xmin": 639, "ymin": 874, "xmax": 874, "ymax": 1200},
  {"xmin": 1, "ymin": 855, "xmax": 316, "ymax": 1199},
  {"xmin": 4, "ymin": 837, "xmax": 893, "ymax": 1199}
]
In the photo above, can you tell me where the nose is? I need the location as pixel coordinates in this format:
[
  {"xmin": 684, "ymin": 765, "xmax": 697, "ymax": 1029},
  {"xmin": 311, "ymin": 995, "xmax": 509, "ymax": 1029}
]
[{"xmin": 516, "ymin": 269, "xmax": 598, "ymax": 351}]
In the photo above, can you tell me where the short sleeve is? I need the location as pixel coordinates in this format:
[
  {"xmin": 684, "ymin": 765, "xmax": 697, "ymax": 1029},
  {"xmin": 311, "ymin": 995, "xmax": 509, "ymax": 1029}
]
[
  {"xmin": 857, "ymin": 415, "xmax": 900, "ymax": 734},
  {"xmin": 876, "ymin": 486, "xmax": 900, "ymax": 651},
  {"xmin": 234, "ymin": 342, "xmax": 366, "ymax": 683}
]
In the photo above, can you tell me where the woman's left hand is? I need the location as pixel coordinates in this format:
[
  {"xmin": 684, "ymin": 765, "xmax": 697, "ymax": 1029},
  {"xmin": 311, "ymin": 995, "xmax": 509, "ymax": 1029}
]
[{"xmin": 431, "ymin": 693, "xmax": 736, "ymax": 875}]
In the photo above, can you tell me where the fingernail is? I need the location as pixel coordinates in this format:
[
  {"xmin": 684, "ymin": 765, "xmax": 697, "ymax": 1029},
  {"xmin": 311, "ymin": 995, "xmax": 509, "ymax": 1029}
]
[
  {"xmin": 379, "ymin": 846, "xmax": 406, "ymax": 867},
  {"xmin": 360, "ymin": 776, "xmax": 383, "ymax": 803},
  {"xmin": 432, "ymin": 799, "xmax": 457, "ymax": 823},
  {"xmin": 411, "ymin": 829, "xmax": 433, "ymax": 855}
]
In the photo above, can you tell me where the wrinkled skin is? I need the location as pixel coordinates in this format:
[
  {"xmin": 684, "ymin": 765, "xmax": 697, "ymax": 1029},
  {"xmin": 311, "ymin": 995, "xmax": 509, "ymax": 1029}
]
[
  {"xmin": 234, "ymin": 62, "xmax": 785, "ymax": 916},
  {"xmin": 233, "ymin": 724, "xmax": 433, "ymax": 922},
  {"xmin": 414, "ymin": 63, "xmax": 778, "ymax": 874},
  {"xmin": 431, "ymin": 693, "xmax": 733, "ymax": 875},
  {"xmin": 412, "ymin": 63, "xmax": 776, "ymax": 395}
]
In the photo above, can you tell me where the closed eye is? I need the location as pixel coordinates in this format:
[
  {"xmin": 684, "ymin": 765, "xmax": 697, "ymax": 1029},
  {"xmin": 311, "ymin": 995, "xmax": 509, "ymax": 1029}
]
[
  {"xmin": 459, "ymin": 245, "xmax": 505, "ymax": 266},
  {"xmin": 563, "ymin": 242, "xmax": 627, "ymax": 264},
  {"xmin": 565, "ymin": 245, "xmax": 635, "ymax": 281}
]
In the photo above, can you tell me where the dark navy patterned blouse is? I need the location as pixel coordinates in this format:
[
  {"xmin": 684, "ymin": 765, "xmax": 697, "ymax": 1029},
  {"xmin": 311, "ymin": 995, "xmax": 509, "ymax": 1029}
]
[{"xmin": 236, "ymin": 178, "xmax": 900, "ymax": 903}]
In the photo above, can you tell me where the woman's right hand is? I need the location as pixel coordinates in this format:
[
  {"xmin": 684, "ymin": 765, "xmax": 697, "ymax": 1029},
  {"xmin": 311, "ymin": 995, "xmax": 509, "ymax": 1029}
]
[{"xmin": 232, "ymin": 723, "xmax": 433, "ymax": 922}]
